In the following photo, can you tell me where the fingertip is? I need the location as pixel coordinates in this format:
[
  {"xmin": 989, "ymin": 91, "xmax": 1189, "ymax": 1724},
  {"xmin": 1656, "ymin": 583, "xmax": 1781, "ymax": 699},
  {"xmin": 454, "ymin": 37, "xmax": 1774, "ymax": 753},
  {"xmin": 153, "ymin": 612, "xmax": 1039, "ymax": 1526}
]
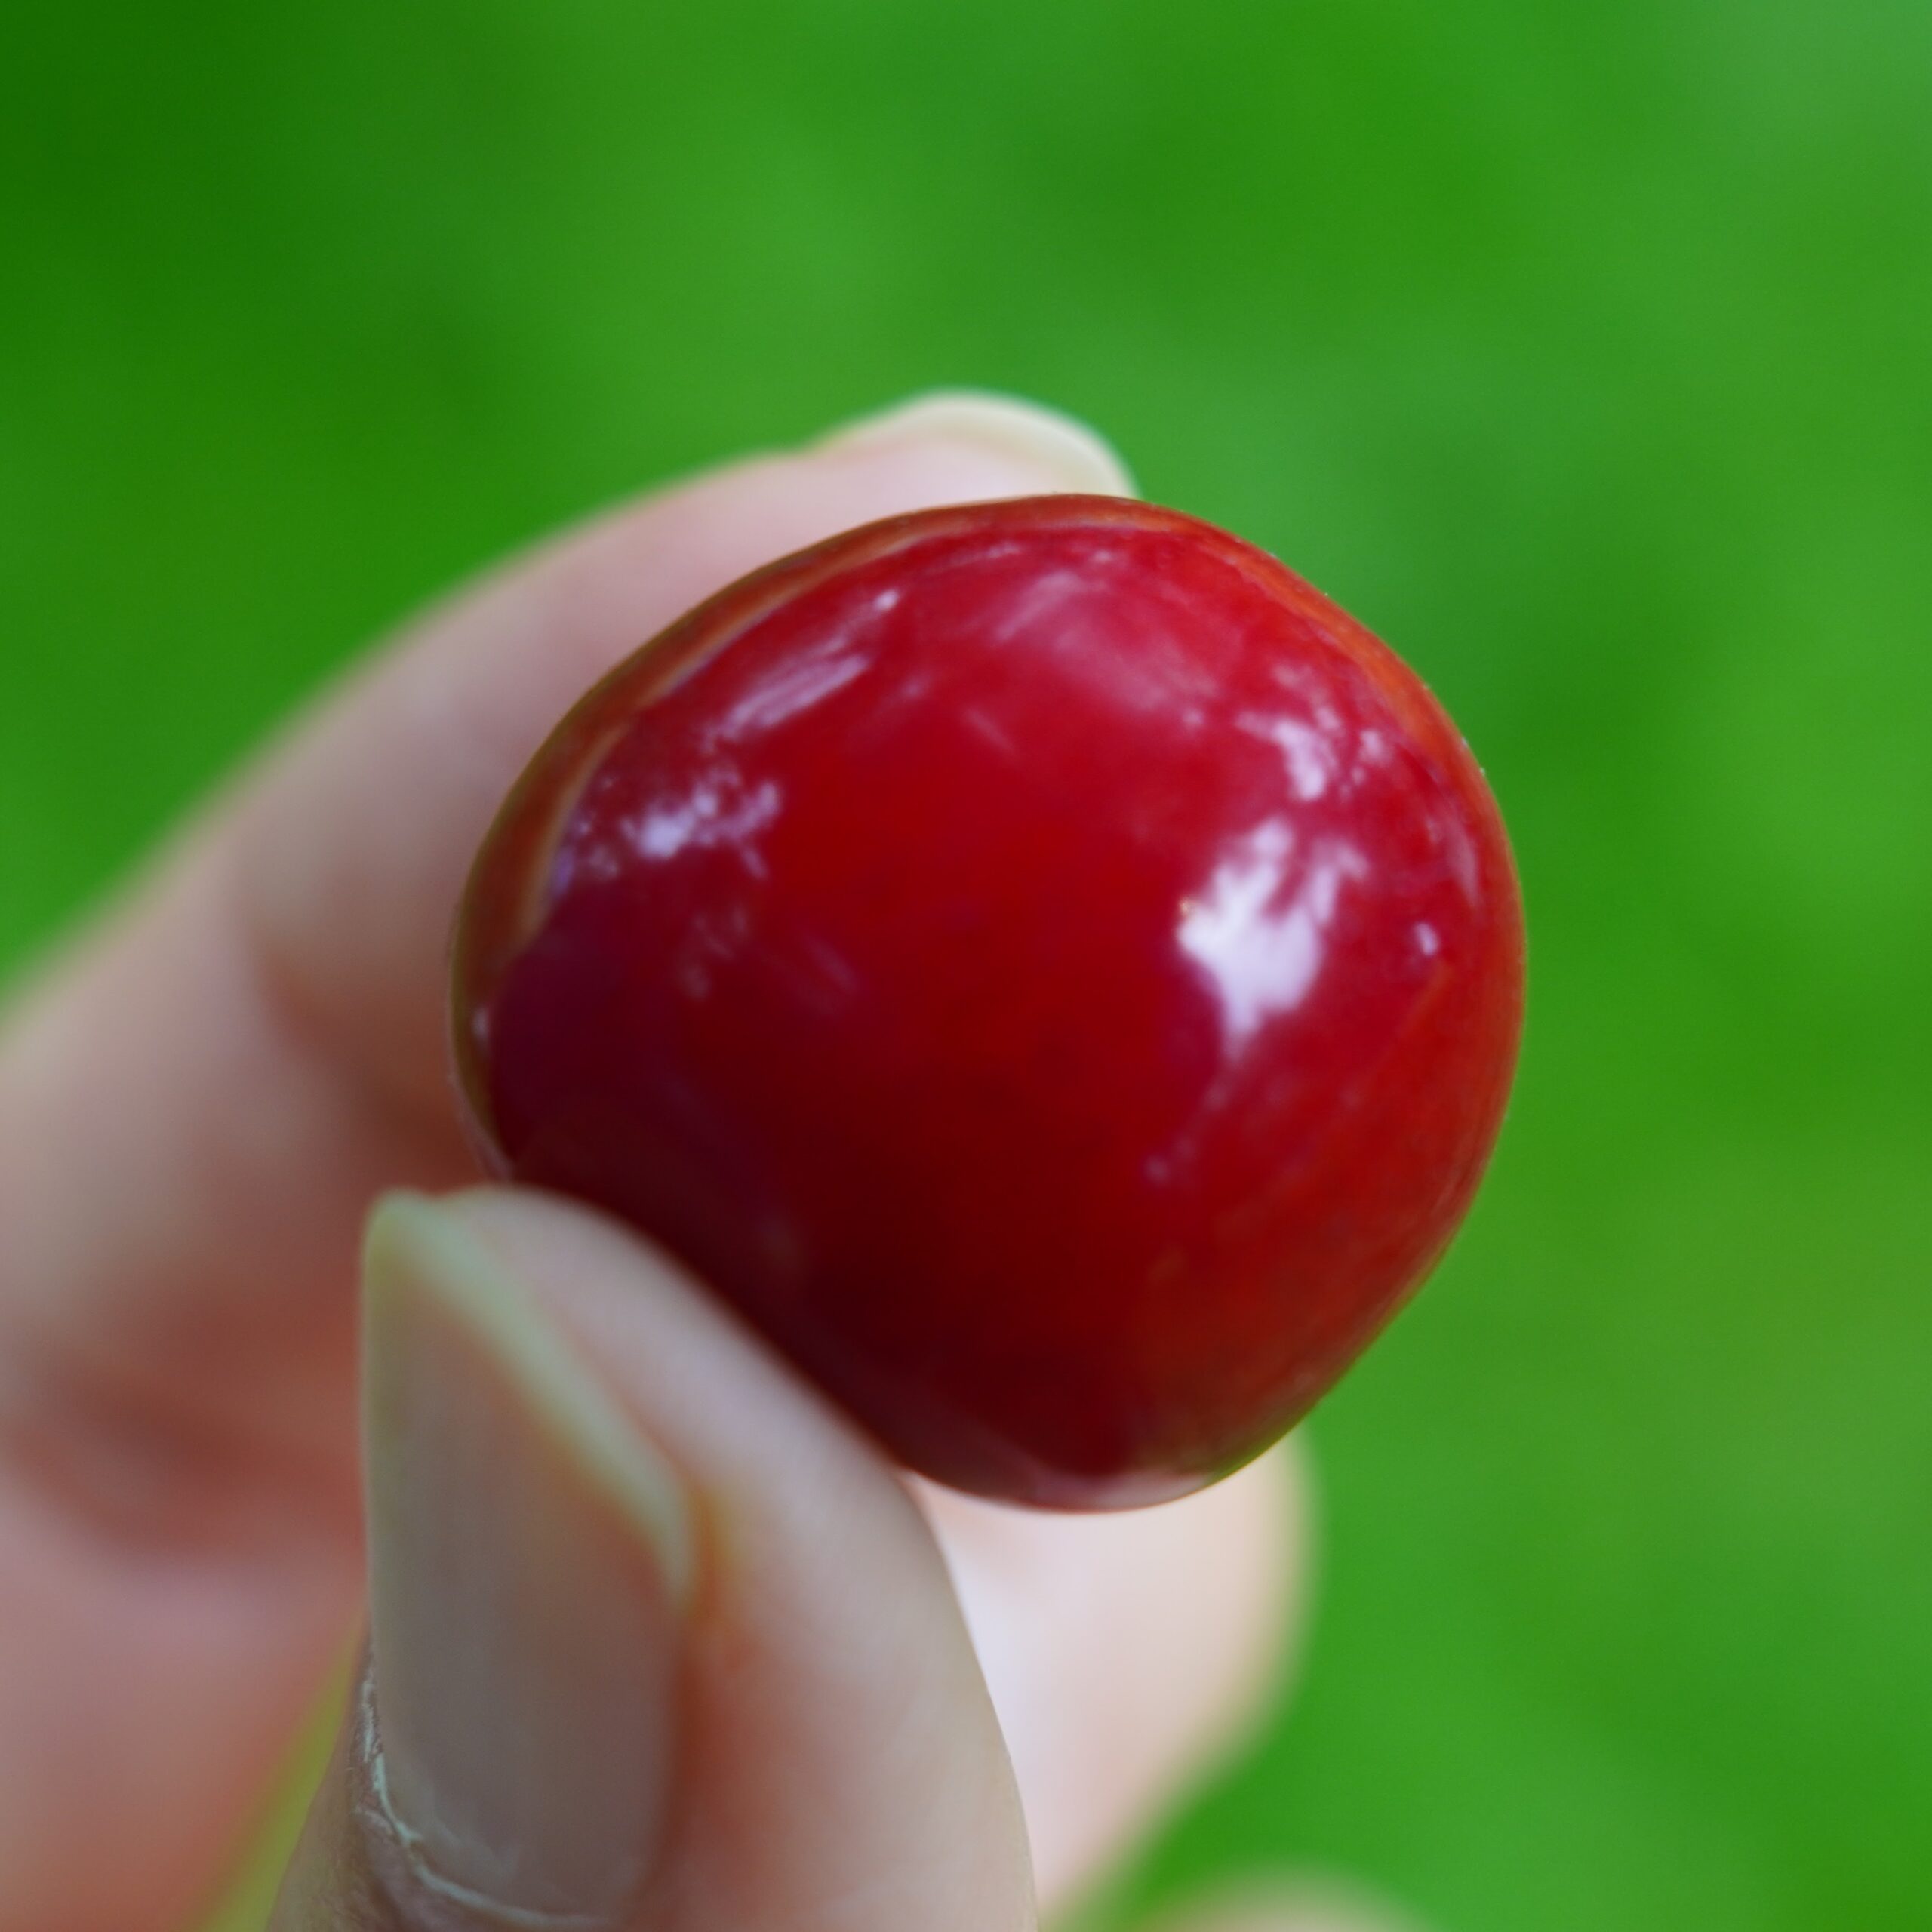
[
  {"xmin": 389, "ymin": 1185, "xmax": 1035, "ymax": 1932},
  {"xmin": 815, "ymin": 389, "xmax": 1137, "ymax": 498}
]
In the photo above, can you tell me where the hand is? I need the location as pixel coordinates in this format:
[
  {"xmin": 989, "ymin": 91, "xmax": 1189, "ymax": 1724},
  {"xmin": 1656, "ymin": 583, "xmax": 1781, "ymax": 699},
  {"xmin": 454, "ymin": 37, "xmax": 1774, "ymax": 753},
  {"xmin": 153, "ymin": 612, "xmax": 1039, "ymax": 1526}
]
[{"xmin": 0, "ymin": 396, "xmax": 1351, "ymax": 1932}]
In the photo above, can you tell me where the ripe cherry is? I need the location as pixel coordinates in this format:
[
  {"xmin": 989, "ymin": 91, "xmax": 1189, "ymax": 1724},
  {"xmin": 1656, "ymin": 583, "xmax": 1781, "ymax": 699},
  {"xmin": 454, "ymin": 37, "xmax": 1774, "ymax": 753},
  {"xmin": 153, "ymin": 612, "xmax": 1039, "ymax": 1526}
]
[{"xmin": 452, "ymin": 496, "xmax": 1524, "ymax": 1508}]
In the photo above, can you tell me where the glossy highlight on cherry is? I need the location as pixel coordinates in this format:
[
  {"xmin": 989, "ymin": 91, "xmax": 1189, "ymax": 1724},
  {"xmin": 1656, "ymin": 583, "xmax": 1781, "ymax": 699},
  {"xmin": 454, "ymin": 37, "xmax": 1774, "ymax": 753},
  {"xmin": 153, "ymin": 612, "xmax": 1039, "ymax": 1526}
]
[{"xmin": 453, "ymin": 496, "xmax": 1525, "ymax": 1508}]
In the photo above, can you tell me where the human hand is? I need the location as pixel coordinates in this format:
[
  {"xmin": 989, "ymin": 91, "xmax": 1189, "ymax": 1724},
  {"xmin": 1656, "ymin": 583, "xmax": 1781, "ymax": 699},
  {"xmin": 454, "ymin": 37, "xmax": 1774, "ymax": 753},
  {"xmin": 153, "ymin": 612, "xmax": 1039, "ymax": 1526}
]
[{"xmin": 0, "ymin": 396, "xmax": 1355, "ymax": 1931}]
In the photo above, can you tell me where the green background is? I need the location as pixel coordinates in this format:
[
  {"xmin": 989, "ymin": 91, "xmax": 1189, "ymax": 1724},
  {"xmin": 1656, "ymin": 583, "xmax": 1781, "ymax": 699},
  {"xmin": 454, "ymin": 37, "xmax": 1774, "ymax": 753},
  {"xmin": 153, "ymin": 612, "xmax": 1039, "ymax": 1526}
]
[{"xmin": 5, "ymin": 2, "xmax": 1930, "ymax": 1927}]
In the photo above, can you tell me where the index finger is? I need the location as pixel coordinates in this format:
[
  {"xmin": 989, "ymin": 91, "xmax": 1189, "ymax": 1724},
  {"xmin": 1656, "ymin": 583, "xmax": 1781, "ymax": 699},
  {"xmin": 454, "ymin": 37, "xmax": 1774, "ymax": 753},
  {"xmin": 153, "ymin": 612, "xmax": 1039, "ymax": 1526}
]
[
  {"xmin": 0, "ymin": 395, "xmax": 1129, "ymax": 1932},
  {"xmin": 2, "ymin": 392, "xmax": 1131, "ymax": 1502}
]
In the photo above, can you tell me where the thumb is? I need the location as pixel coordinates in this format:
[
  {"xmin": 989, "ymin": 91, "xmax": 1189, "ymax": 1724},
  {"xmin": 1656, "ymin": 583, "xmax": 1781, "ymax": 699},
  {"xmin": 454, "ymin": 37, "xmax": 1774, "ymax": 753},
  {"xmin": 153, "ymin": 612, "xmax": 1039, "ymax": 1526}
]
[{"xmin": 270, "ymin": 1187, "xmax": 1033, "ymax": 1931}]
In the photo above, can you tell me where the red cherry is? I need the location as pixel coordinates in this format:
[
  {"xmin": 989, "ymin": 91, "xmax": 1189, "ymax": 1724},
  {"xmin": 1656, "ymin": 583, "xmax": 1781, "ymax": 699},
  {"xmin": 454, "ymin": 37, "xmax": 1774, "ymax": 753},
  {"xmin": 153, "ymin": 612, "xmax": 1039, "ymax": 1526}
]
[{"xmin": 453, "ymin": 496, "xmax": 1524, "ymax": 1508}]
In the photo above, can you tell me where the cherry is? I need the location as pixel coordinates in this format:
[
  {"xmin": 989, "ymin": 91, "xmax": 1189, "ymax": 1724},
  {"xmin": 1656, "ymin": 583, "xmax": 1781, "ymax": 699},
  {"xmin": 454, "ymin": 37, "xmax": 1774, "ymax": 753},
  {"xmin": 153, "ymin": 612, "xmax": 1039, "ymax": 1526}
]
[{"xmin": 452, "ymin": 496, "xmax": 1524, "ymax": 1508}]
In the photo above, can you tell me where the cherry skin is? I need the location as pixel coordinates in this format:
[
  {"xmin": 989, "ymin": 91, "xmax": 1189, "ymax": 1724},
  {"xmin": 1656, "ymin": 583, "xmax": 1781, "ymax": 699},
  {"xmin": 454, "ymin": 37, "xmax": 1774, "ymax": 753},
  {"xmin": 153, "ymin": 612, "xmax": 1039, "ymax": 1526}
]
[{"xmin": 453, "ymin": 496, "xmax": 1524, "ymax": 1509}]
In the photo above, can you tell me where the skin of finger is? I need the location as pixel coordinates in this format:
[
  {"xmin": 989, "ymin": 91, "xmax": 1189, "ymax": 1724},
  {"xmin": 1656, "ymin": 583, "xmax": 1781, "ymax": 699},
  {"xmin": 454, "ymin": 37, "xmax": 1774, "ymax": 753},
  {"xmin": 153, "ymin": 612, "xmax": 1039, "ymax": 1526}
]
[
  {"xmin": 920, "ymin": 1442, "xmax": 1309, "ymax": 1914},
  {"xmin": 0, "ymin": 434, "xmax": 1103, "ymax": 1932},
  {"xmin": 229, "ymin": 435, "xmax": 1101, "ymax": 1123},
  {"xmin": 266, "ymin": 1716, "xmax": 394, "ymax": 1932},
  {"xmin": 0, "ymin": 433, "xmax": 1095, "ymax": 1535},
  {"xmin": 267, "ymin": 1186, "xmax": 1035, "ymax": 1932}
]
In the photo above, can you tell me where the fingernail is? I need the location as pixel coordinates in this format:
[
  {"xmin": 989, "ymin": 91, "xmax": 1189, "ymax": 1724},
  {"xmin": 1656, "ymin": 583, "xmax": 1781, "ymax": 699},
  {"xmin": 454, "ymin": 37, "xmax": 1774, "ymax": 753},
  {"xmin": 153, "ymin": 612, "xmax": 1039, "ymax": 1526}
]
[
  {"xmin": 819, "ymin": 389, "xmax": 1137, "ymax": 496},
  {"xmin": 361, "ymin": 1192, "xmax": 693, "ymax": 1924}
]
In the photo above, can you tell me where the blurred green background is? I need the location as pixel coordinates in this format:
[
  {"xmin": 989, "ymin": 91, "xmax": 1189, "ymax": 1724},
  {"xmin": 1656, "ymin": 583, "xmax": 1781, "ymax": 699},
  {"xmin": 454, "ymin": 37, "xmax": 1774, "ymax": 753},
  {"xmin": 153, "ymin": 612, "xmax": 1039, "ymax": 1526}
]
[{"xmin": 5, "ymin": 1, "xmax": 1930, "ymax": 1927}]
